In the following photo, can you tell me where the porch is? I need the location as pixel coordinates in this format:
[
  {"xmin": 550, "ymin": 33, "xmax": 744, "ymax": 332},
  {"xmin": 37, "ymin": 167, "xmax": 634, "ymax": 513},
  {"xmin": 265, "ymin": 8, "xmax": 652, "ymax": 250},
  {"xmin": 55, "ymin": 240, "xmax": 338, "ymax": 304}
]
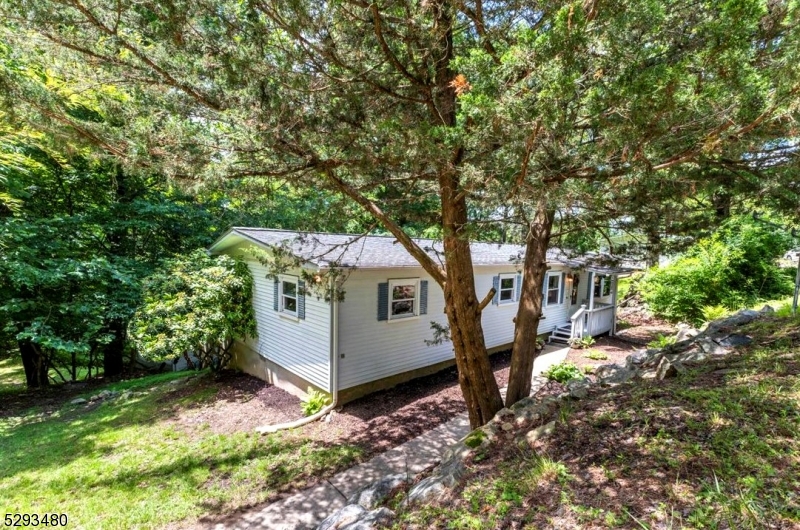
[{"xmin": 550, "ymin": 270, "xmax": 621, "ymax": 344}]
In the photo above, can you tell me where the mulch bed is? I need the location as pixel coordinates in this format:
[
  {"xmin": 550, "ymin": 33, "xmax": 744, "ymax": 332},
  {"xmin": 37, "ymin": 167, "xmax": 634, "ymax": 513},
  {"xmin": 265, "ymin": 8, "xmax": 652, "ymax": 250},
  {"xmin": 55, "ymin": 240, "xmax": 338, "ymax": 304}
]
[{"xmin": 168, "ymin": 350, "xmax": 512, "ymax": 453}]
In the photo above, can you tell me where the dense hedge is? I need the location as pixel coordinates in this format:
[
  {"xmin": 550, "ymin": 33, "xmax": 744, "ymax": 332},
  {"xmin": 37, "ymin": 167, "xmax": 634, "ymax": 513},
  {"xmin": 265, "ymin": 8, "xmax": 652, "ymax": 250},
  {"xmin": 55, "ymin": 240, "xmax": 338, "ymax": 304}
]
[{"xmin": 639, "ymin": 216, "xmax": 794, "ymax": 324}]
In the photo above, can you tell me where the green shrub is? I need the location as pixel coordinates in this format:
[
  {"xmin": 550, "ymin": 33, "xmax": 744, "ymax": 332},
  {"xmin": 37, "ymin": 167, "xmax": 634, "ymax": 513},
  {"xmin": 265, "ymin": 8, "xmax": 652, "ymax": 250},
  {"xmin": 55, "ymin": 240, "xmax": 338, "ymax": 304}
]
[
  {"xmin": 701, "ymin": 305, "xmax": 730, "ymax": 323},
  {"xmin": 544, "ymin": 362, "xmax": 584, "ymax": 384},
  {"xmin": 584, "ymin": 350, "xmax": 608, "ymax": 360},
  {"xmin": 300, "ymin": 387, "xmax": 330, "ymax": 416},
  {"xmin": 568, "ymin": 336, "xmax": 596, "ymax": 349},
  {"xmin": 647, "ymin": 333, "xmax": 677, "ymax": 349},
  {"xmin": 639, "ymin": 216, "xmax": 793, "ymax": 324}
]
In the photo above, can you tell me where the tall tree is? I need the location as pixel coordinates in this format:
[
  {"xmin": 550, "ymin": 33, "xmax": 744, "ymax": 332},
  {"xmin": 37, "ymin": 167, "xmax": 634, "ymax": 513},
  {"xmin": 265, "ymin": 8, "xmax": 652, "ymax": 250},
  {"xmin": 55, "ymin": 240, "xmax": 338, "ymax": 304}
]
[{"xmin": 1, "ymin": 0, "xmax": 798, "ymax": 421}]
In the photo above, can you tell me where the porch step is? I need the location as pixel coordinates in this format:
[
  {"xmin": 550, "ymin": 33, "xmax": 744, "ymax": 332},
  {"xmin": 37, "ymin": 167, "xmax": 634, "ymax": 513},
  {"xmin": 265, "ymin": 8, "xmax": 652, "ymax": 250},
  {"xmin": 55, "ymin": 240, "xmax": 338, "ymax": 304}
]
[{"xmin": 549, "ymin": 323, "xmax": 573, "ymax": 344}]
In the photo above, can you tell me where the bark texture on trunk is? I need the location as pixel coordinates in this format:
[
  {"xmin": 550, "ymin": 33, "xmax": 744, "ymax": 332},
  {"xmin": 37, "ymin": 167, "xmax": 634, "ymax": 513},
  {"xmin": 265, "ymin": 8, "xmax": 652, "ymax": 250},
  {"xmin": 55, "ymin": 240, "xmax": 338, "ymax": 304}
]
[
  {"xmin": 506, "ymin": 197, "xmax": 554, "ymax": 406},
  {"xmin": 440, "ymin": 171, "xmax": 504, "ymax": 427},
  {"xmin": 19, "ymin": 339, "xmax": 49, "ymax": 388}
]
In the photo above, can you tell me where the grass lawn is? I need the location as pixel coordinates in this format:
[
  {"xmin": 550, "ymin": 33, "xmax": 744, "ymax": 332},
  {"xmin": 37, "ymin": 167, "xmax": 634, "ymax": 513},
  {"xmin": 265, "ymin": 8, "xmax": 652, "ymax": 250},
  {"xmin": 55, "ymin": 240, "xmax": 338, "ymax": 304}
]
[
  {"xmin": 0, "ymin": 368, "xmax": 362, "ymax": 529},
  {"xmin": 0, "ymin": 357, "xmax": 26, "ymax": 396},
  {"xmin": 392, "ymin": 314, "xmax": 800, "ymax": 529}
]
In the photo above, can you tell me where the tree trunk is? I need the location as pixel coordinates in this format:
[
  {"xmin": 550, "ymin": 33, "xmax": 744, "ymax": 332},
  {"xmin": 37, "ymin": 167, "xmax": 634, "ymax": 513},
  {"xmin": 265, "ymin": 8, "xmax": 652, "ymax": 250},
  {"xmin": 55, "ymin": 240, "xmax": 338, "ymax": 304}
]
[
  {"xmin": 19, "ymin": 339, "xmax": 49, "ymax": 388},
  {"xmin": 102, "ymin": 318, "xmax": 126, "ymax": 378},
  {"xmin": 506, "ymin": 197, "xmax": 554, "ymax": 406},
  {"xmin": 645, "ymin": 230, "xmax": 661, "ymax": 268},
  {"xmin": 440, "ymin": 177, "xmax": 505, "ymax": 427}
]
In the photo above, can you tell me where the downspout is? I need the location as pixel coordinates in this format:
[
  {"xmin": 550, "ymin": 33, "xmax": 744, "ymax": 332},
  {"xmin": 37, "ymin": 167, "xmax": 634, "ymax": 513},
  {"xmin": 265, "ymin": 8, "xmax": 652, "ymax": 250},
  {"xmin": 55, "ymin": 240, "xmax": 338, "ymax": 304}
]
[{"xmin": 256, "ymin": 276, "xmax": 340, "ymax": 434}]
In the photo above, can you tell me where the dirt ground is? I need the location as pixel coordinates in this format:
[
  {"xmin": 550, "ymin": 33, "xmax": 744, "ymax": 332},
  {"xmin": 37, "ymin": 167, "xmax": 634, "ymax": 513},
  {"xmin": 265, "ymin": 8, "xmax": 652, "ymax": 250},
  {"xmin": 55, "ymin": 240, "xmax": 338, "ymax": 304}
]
[{"xmin": 563, "ymin": 336, "xmax": 639, "ymax": 376}]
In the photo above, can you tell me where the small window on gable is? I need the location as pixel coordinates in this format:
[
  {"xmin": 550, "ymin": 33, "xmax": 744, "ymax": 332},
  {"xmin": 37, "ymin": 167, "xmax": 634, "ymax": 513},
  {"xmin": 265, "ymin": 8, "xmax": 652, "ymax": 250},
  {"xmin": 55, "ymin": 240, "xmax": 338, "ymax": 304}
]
[
  {"xmin": 499, "ymin": 273, "xmax": 516, "ymax": 303},
  {"xmin": 389, "ymin": 279, "xmax": 418, "ymax": 320},
  {"xmin": 280, "ymin": 277, "xmax": 298, "ymax": 315},
  {"xmin": 546, "ymin": 273, "xmax": 561, "ymax": 306}
]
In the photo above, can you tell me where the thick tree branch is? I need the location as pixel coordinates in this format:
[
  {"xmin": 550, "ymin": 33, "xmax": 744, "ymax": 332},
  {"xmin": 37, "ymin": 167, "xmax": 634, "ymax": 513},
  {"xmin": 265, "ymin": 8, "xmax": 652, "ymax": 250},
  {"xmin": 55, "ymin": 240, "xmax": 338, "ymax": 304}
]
[{"xmin": 323, "ymin": 166, "xmax": 447, "ymax": 285}]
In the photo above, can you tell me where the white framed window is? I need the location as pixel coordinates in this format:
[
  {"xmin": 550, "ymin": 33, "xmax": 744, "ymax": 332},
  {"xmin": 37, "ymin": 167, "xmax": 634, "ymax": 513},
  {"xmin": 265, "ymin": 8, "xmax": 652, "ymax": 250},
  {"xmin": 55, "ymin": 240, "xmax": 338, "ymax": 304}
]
[
  {"xmin": 280, "ymin": 275, "xmax": 298, "ymax": 316},
  {"xmin": 546, "ymin": 273, "xmax": 561, "ymax": 306},
  {"xmin": 388, "ymin": 278, "xmax": 419, "ymax": 320},
  {"xmin": 498, "ymin": 273, "xmax": 517, "ymax": 304}
]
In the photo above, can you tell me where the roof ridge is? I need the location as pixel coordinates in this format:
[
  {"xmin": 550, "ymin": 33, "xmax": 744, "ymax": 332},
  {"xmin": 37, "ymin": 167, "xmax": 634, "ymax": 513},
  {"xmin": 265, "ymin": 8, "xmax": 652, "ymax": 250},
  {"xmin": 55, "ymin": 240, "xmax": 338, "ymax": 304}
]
[{"xmin": 231, "ymin": 227, "xmax": 525, "ymax": 247}]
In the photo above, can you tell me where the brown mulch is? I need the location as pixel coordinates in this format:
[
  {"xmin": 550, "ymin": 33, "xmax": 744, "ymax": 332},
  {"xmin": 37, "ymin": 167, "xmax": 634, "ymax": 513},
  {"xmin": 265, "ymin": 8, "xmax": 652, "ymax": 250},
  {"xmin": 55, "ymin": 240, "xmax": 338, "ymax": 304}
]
[
  {"xmin": 563, "ymin": 336, "xmax": 638, "ymax": 375},
  {"xmin": 615, "ymin": 307, "xmax": 676, "ymax": 345},
  {"xmin": 166, "ymin": 350, "xmax": 512, "ymax": 454}
]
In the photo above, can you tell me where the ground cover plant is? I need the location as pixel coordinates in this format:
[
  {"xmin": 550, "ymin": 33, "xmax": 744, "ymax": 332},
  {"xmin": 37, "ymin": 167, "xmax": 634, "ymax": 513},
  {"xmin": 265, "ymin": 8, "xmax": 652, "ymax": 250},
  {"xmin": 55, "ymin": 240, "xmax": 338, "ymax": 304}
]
[
  {"xmin": 0, "ymin": 364, "xmax": 361, "ymax": 529},
  {"xmin": 392, "ymin": 314, "xmax": 800, "ymax": 529}
]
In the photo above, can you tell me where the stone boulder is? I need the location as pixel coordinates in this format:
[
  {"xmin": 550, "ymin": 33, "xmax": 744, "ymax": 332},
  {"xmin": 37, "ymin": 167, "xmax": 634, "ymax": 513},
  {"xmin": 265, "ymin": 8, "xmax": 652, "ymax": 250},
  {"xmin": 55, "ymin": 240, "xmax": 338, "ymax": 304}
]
[
  {"xmin": 70, "ymin": 397, "xmax": 87, "ymax": 405},
  {"xmin": 625, "ymin": 349, "xmax": 664, "ymax": 369},
  {"xmin": 348, "ymin": 474, "xmax": 407, "ymax": 510},
  {"xmin": 340, "ymin": 508, "xmax": 395, "ymax": 530},
  {"xmin": 655, "ymin": 357, "xmax": 686, "ymax": 380},
  {"xmin": 697, "ymin": 338, "xmax": 730, "ymax": 357},
  {"xmin": 595, "ymin": 364, "xmax": 636, "ymax": 386},
  {"xmin": 717, "ymin": 334, "xmax": 753, "ymax": 348},
  {"xmin": 316, "ymin": 504, "xmax": 366, "ymax": 530},
  {"xmin": 566, "ymin": 377, "xmax": 592, "ymax": 399},
  {"xmin": 525, "ymin": 421, "xmax": 556, "ymax": 447},
  {"xmin": 675, "ymin": 325, "xmax": 701, "ymax": 343}
]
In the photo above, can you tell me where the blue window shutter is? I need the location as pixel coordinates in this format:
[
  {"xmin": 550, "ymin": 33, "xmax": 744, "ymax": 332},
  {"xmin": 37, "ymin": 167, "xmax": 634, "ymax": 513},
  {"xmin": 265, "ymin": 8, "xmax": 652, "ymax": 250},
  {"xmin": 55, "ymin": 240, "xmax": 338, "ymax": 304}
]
[
  {"xmin": 297, "ymin": 280, "xmax": 306, "ymax": 320},
  {"xmin": 273, "ymin": 278, "xmax": 279, "ymax": 311},
  {"xmin": 542, "ymin": 274, "xmax": 548, "ymax": 303},
  {"xmin": 515, "ymin": 273, "xmax": 522, "ymax": 301},
  {"xmin": 377, "ymin": 282, "xmax": 389, "ymax": 321},
  {"xmin": 492, "ymin": 275, "xmax": 500, "ymax": 305},
  {"xmin": 560, "ymin": 272, "xmax": 566, "ymax": 304},
  {"xmin": 419, "ymin": 280, "xmax": 428, "ymax": 315}
]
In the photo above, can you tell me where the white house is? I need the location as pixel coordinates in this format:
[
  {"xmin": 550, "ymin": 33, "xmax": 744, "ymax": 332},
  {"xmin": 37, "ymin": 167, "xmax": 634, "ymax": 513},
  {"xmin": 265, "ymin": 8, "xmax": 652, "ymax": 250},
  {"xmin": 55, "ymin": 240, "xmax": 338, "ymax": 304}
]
[{"xmin": 210, "ymin": 228, "xmax": 628, "ymax": 402}]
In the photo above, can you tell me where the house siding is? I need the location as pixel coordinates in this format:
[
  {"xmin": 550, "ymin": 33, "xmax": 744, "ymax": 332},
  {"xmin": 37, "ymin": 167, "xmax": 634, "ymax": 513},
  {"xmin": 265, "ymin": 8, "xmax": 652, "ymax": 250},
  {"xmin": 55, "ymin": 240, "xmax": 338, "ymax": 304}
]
[
  {"xmin": 337, "ymin": 265, "xmax": 575, "ymax": 391},
  {"xmin": 245, "ymin": 260, "xmax": 331, "ymax": 391}
]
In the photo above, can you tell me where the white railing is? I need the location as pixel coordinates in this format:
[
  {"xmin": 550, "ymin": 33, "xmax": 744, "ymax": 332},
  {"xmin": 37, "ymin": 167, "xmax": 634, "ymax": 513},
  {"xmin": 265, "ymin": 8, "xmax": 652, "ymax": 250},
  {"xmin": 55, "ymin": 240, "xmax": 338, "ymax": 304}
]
[
  {"xmin": 570, "ymin": 305, "xmax": 587, "ymax": 339},
  {"xmin": 570, "ymin": 303, "xmax": 615, "ymax": 339}
]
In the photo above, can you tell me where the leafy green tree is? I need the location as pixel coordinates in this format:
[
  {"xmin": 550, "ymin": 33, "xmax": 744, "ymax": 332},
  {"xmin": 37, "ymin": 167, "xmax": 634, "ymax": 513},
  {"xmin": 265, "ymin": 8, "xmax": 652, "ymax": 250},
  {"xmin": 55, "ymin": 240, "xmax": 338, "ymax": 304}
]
[
  {"xmin": 129, "ymin": 251, "xmax": 256, "ymax": 371},
  {"xmin": 639, "ymin": 215, "xmax": 794, "ymax": 324},
  {"xmin": 0, "ymin": 130, "xmax": 219, "ymax": 386}
]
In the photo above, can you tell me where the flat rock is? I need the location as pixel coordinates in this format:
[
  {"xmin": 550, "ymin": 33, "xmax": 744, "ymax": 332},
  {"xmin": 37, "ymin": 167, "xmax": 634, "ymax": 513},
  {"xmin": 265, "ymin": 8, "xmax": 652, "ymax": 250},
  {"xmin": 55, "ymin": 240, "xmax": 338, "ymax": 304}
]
[
  {"xmin": 405, "ymin": 475, "xmax": 448, "ymax": 505},
  {"xmin": 316, "ymin": 504, "xmax": 366, "ymax": 530},
  {"xmin": 70, "ymin": 398, "xmax": 87, "ymax": 405},
  {"xmin": 348, "ymin": 474, "xmax": 407, "ymax": 510},
  {"xmin": 717, "ymin": 334, "xmax": 752, "ymax": 347},
  {"xmin": 675, "ymin": 326, "xmax": 700, "ymax": 342},
  {"xmin": 339, "ymin": 507, "xmax": 395, "ymax": 530},
  {"xmin": 655, "ymin": 357, "xmax": 686, "ymax": 380},
  {"xmin": 595, "ymin": 364, "xmax": 636, "ymax": 385},
  {"xmin": 566, "ymin": 378, "xmax": 591, "ymax": 399},
  {"xmin": 626, "ymin": 349, "xmax": 663, "ymax": 369},
  {"xmin": 526, "ymin": 420, "xmax": 556, "ymax": 447},
  {"xmin": 697, "ymin": 338, "xmax": 731, "ymax": 357}
]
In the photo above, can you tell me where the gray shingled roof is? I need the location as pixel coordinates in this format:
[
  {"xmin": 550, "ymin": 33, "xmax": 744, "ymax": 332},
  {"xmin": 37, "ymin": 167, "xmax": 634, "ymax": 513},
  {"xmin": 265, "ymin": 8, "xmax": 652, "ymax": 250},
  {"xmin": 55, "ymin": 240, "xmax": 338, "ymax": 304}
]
[{"xmin": 209, "ymin": 227, "xmax": 629, "ymax": 272}]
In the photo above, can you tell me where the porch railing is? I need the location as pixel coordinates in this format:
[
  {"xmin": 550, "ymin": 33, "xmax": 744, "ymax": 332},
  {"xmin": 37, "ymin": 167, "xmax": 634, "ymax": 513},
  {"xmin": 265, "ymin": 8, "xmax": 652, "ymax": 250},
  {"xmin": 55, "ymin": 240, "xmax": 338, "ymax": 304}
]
[{"xmin": 570, "ymin": 303, "xmax": 615, "ymax": 339}]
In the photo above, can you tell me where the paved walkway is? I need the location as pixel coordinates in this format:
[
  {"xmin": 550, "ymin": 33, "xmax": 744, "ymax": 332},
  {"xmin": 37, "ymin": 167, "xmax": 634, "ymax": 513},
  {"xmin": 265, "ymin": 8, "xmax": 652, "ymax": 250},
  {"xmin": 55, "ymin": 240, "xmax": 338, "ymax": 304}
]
[{"xmin": 211, "ymin": 345, "xmax": 570, "ymax": 530}]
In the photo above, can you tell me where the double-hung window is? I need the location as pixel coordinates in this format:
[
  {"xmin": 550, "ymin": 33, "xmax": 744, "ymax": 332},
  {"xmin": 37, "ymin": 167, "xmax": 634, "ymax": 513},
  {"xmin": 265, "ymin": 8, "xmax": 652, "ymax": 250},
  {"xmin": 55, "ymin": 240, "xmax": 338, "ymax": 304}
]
[
  {"xmin": 280, "ymin": 276, "xmax": 298, "ymax": 316},
  {"xmin": 546, "ymin": 273, "xmax": 561, "ymax": 306},
  {"xmin": 389, "ymin": 279, "xmax": 418, "ymax": 320},
  {"xmin": 498, "ymin": 273, "xmax": 517, "ymax": 304}
]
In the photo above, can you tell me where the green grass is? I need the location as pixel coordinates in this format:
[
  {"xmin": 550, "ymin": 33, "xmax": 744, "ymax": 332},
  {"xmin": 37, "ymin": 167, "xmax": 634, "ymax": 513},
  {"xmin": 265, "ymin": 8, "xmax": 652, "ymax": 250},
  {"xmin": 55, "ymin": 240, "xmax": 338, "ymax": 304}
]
[
  {"xmin": 0, "ymin": 371, "xmax": 362, "ymax": 529},
  {"xmin": 395, "ymin": 314, "xmax": 800, "ymax": 529},
  {"xmin": 0, "ymin": 357, "xmax": 25, "ymax": 396}
]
